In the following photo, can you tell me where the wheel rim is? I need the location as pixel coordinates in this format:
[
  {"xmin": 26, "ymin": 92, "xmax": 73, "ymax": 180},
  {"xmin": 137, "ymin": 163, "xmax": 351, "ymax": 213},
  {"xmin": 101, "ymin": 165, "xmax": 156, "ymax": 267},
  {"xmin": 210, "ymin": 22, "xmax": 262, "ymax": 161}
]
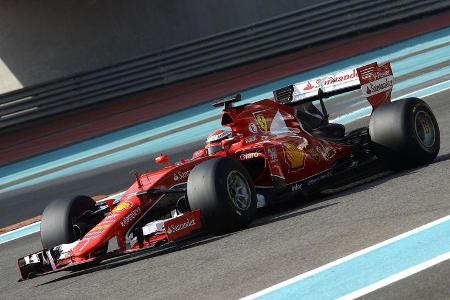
[
  {"xmin": 414, "ymin": 110, "xmax": 436, "ymax": 149},
  {"xmin": 226, "ymin": 171, "xmax": 251, "ymax": 211}
]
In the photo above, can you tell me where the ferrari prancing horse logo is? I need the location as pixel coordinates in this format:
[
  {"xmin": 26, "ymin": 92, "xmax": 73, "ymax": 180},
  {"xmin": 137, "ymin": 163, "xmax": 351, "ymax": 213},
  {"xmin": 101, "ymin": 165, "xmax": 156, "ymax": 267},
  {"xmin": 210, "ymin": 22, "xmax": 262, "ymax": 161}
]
[{"xmin": 255, "ymin": 114, "xmax": 268, "ymax": 132}]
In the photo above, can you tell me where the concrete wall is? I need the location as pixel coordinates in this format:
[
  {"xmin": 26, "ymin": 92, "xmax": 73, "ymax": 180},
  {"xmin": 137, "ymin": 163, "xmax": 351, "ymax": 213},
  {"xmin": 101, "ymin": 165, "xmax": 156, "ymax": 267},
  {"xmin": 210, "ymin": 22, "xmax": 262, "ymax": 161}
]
[{"xmin": 0, "ymin": 0, "xmax": 325, "ymax": 93}]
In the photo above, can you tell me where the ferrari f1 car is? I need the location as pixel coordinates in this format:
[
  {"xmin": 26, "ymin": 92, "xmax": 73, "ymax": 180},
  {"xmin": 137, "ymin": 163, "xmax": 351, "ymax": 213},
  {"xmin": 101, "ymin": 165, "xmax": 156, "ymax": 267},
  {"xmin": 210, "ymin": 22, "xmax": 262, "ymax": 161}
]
[{"xmin": 18, "ymin": 62, "xmax": 440, "ymax": 280}]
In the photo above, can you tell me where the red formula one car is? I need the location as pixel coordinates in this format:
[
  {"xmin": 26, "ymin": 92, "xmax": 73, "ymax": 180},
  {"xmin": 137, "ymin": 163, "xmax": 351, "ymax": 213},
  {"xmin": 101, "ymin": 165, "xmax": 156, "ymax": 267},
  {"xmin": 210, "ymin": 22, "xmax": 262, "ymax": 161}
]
[{"xmin": 18, "ymin": 62, "xmax": 440, "ymax": 280}]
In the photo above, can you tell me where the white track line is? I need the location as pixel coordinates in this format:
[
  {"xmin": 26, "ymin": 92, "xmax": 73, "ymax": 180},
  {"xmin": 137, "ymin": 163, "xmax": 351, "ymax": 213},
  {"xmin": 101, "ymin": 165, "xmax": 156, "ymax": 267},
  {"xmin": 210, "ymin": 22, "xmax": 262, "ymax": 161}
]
[
  {"xmin": 399, "ymin": 79, "xmax": 450, "ymax": 99},
  {"xmin": 331, "ymin": 82, "xmax": 450, "ymax": 123},
  {"xmin": 241, "ymin": 215, "xmax": 450, "ymax": 299},
  {"xmin": 338, "ymin": 252, "xmax": 450, "ymax": 299}
]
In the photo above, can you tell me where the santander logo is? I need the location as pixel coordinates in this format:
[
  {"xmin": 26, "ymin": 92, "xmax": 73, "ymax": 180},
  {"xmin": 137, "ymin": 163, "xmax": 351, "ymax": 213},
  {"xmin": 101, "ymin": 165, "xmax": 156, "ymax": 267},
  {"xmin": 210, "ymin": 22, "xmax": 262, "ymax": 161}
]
[
  {"xmin": 301, "ymin": 69, "xmax": 358, "ymax": 92},
  {"xmin": 320, "ymin": 69, "xmax": 357, "ymax": 86},
  {"xmin": 166, "ymin": 218, "xmax": 196, "ymax": 234},
  {"xmin": 173, "ymin": 170, "xmax": 190, "ymax": 181},
  {"xmin": 164, "ymin": 209, "xmax": 201, "ymax": 241},
  {"xmin": 303, "ymin": 81, "xmax": 315, "ymax": 91},
  {"xmin": 362, "ymin": 76, "xmax": 393, "ymax": 97}
]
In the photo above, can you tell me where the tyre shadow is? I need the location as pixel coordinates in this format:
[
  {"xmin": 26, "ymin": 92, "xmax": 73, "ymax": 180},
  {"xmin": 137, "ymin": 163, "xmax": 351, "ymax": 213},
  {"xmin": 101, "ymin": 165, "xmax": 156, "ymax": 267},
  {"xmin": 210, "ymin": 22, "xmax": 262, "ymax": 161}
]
[
  {"xmin": 434, "ymin": 152, "xmax": 450, "ymax": 163},
  {"xmin": 251, "ymin": 202, "xmax": 339, "ymax": 229}
]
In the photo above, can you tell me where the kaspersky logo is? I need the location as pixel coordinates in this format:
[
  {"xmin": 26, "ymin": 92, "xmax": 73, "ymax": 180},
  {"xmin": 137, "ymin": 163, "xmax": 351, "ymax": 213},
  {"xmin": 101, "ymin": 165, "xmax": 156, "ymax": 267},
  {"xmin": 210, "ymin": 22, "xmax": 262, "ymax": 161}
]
[{"xmin": 166, "ymin": 218, "xmax": 196, "ymax": 234}]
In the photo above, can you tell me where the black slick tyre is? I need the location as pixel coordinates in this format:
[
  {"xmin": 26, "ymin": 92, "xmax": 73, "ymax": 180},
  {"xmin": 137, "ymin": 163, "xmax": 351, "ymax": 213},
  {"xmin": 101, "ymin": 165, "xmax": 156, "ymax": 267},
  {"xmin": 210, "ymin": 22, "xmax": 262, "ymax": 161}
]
[
  {"xmin": 369, "ymin": 98, "xmax": 440, "ymax": 169},
  {"xmin": 187, "ymin": 157, "xmax": 257, "ymax": 233},
  {"xmin": 40, "ymin": 195, "xmax": 96, "ymax": 249}
]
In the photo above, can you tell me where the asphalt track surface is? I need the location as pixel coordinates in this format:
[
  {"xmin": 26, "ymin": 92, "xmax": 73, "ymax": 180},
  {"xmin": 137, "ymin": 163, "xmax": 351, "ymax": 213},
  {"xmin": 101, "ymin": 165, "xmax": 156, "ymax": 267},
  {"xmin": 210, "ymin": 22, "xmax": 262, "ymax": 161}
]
[{"xmin": 0, "ymin": 88, "xmax": 449, "ymax": 298}]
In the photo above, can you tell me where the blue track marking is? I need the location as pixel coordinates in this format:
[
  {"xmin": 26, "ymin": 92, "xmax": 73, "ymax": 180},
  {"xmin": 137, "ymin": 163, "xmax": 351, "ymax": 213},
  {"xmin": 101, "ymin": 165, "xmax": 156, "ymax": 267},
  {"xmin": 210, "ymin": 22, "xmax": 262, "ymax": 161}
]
[
  {"xmin": 333, "ymin": 76, "xmax": 450, "ymax": 124},
  {"xmin": 243, "ymin": 216, "xmax": 450, "ymax": 300},
  {"xmin": 0, "ymin": 192, "xmax": 124, "ymax": 245},
  {"xmin": 0, "ymin": 222, "xmax": 40, "ymax": 245},
  {"xmin": 1, "ymin": 27, "xmax": 450, "ymax": 194}
]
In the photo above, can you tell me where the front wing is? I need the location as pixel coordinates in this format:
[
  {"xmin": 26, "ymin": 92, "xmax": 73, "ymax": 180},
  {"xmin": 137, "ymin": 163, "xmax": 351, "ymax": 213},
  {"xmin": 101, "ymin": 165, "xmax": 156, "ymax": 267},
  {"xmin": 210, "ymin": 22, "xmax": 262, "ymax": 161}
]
[{"xmin": 18, "ymin": 209, "xmax": 202, "ymax": 281}]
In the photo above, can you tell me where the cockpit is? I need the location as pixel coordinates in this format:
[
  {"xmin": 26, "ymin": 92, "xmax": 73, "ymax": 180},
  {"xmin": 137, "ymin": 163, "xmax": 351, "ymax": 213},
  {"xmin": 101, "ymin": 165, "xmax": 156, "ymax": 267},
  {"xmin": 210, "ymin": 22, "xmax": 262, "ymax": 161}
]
[{"xmin": 205, "ymin": 129, "xmax": 233, "ymax": 155}]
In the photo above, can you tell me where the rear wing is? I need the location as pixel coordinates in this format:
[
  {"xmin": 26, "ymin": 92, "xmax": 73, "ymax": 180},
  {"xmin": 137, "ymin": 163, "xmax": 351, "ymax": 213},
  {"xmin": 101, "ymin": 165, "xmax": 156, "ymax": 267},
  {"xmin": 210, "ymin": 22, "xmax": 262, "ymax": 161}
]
[{"xmin": 273, "ymin": 62, "xmax": 393, "ymax": 110}]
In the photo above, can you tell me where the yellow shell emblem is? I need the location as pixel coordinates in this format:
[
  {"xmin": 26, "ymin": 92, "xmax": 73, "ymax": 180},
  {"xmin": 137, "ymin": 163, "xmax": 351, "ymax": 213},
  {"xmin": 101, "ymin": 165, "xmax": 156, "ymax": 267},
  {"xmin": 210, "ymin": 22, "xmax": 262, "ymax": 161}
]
[
  {"xmin": 255, "ymin": 114, "xmax": 268, "ymax": 132},
  {"xmin": 112, "ymin": 202, "xmax": 132, "ymax": 212},
  {"xmin": 283, "ymin": 142, "xmax": 305, "ymax": 170}
]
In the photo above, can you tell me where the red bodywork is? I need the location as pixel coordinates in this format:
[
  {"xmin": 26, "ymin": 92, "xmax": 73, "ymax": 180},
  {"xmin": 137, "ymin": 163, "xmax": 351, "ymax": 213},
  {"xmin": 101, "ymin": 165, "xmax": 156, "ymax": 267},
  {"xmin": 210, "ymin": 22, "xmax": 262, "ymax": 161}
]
[
  {"xmin": 70, "ymin": 98, "xmax": 353, "ymax": 260},
  {"xmin": 18, "ymin": 62, "xmax": 394, "ymax": 280}
]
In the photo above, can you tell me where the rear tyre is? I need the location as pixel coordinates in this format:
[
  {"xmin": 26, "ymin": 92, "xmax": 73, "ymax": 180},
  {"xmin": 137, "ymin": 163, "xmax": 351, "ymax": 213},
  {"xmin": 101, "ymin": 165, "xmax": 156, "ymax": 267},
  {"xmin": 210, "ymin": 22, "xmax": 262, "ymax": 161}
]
[
  {"xmin": 187, "ymin": 158, "xmax": 257, "ymax": 233},
  {"xmin": 40, "ymin": 195, "xmax": 96, "ymax": 249},
  {"xmin": 369, "ymin": 98, "xmax": 440, "ymax": 169}
]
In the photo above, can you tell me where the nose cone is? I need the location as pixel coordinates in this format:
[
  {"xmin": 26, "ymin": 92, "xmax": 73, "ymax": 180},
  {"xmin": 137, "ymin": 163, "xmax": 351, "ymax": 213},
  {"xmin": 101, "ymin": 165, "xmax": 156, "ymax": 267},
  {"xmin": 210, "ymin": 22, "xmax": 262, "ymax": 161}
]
[
  {"xmin": 71, "ymin": 219, "xmax": 115, "ymax": 258},
  {"xmin": 72, "ymin": 198, "xmax": 141, "ymax": 258}
]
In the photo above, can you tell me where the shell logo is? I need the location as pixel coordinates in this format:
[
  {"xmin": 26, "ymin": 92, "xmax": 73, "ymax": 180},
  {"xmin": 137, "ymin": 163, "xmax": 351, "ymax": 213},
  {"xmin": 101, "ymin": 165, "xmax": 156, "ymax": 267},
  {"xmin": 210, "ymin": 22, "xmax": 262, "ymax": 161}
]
[
  {"xmin": 303, "ymin": 81, "xmax": 316, "ymax": 91},
  {"xmin": 283, "ymin": 142, "xmax": 306, "ymax": 170},
  {"xmin": 255, "ymin": 114, "xmax": 268, "ymax": 132},
  {"xmin": 91, "ymin": 224, "xmax": 110, "ymax": 232},
  {"xmin": 112, "ymin": 202, "xmax": 132, "ymax": 212}
]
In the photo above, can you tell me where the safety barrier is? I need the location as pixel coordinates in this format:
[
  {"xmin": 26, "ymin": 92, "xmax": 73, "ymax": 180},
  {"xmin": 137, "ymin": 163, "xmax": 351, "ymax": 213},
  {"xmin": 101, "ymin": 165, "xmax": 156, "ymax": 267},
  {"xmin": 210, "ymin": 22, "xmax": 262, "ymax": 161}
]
[{"xmin": 0, "ymin": 0, "xmax": 448, "ymax": 129}]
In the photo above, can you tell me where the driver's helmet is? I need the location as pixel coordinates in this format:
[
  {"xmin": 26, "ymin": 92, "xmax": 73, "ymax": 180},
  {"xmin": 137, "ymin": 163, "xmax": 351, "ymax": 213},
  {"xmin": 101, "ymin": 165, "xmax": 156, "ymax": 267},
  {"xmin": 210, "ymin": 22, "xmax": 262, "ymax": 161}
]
[{"xmin": 205, "ymin": 129, "xmax": 232, "ymax": 155}]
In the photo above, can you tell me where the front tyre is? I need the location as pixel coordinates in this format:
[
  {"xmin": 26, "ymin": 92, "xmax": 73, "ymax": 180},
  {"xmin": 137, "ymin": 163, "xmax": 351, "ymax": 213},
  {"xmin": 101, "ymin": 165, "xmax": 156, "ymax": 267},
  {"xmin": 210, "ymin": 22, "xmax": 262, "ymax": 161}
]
[
  {"xmin": 187, "ymin": 157, "xmax": 257, "ymax": 233},
  {"xmin": 369, "ymin": 98, "xmax": 440, "ymax": 169},
  {"xmin": 40, "ymin": 195, "xmax": 97, "ymax": 249}
]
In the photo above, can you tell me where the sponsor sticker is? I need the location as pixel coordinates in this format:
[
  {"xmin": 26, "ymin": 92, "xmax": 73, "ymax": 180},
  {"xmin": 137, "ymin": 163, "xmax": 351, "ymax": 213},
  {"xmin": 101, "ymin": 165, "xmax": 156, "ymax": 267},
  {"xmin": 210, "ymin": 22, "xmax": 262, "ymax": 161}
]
[
  {"xmin": 239, "ymin": 148, "xmax": 263, "ymax": 160},
  {"xmin": 307, "ymin": 171, "xmax": 333, "ymax": 186},
  {"xmin": 90, "ymin": 224, "xmax": 110, "ymax": 232},
  {"xmin": 255, "ymin": 114, "xmax": 268, "ymax": 132},
  {"xmin": 283, "ymin": 142, "xmax": 306, "ymax": 171},
  {"xmin": 173, "ymin": 170, "xmax": 190, "ymax": 181},
  {"xmin": 267, "ymin": 147, "xmax": 278, "ymax": 161},
  {"xmin": 120, "ymin": 207, "xmax": 141, "ymax": 227},
  {"xmin": 164, "ymin": 209, "xmax": 201, "ymax": 241},
  {"xmin": 245, "ymin": 135, "xmax": 257, "ymax": 144},
  {"xmin": 291, "ymin": 182, "xmax": 302, "ymax": 192},
  {"xmin": 166, "ymin": 219, "xmax": 195, "ymax": 234},
  {"xmin": 206, "ymin": 130, "xmax": 230, "ymax": 143},
  {"xmin": 239, "ymin": 152, "xmax": 262, "ymax": 160},
  {"xmin": 320, "ymin": 69, "xmax": 358, "ymax": 87},
  {"xmin": 248, "ymin": 123, "xmax": 258, "ymax": 133},
  {"xmin": 295, "ymin": 69, "xmax": 358, "ymax": 95},
  {"xmin": 112, "ymin": 202, "xmax": 132, "ymax": 212},
  {"xmin": 317, "ymin": 143, "xmax": 336, "ymax": 160},
  {"xmin": 362, "ymin": 76, "xmax": 393, "ymax": 97},
  {"xmin": 303, "ymin": 81, "xmax": 315, "ymax": 91},
  {"xmin": 84, "ymin": 231, "xmax": 104, "ymax": 239}
]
